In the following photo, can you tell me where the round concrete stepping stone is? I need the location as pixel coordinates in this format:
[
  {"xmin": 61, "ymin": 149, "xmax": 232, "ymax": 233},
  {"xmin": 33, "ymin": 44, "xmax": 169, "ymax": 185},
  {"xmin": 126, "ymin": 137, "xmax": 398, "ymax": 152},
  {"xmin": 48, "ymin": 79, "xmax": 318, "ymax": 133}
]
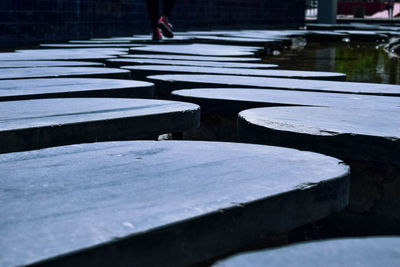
[
  {"xmin": 171, "ymin": 88, "xmax": 400, "ymax": 115},
  {"xmin": 91, "ymin": 35, "xmax": 197, "ymax": 43},
  {"xmin": 0, "ymin": 140, "xmax": 349, "ymax": 267},
  {"xmin": 305, "ymin": 31, "xmax": 349, "ymax": 41},
  {"xmin": 107, "ymin": 58, "xmax": 277, "ymax": 68},
  {"xmin": 0, "ymin": 48, "xmax": 127, "ymax": 62},
  {"xmin": 40, "ymin": 43, "xmax": 142, "ymax": 48},
  {"xmin": 194, "ymin": 36, "xmax": 286, "ymax": 46},
  {"xmin": 70, "ymin": 39, "xmax": 133, "ymax": 43},
  {"xmin": 238, "ymin": 106, "xmax": 400, "ymax": 234},
  {"xmin": 334, "ymin": 30, "xmax": 388, "ymax": 41},
  {"xmin": 0, "ymin": 67, "xmax": 131, "ymax": 80},
  {"xmin": 226, "ymin": 30, "xmax": 306, "ymax": 39},
  {"xmin": 238, "ymin": 106, "xmax": 400, "ymax": 164},
  {"xmin": 0, "ymin": 98, "xmax": 199, "ymax": 153},
  {"xmin": 129, "ymin": 44, "xmax": 260, "ymax": 56},
  {"xmin": 216, "ymin": 237, "xmax": 400, "ymax": 267},
  {"xmin": 147, "ymin": 74, "xmax": 400, "ymax": 96},
  {"xmin": 0, "ymin": 78, "xmax": 154, "ymax": 101},
  {"xmin": 0, "ymin": 60, "xmax": 104, "ymax": 68},
  {"xmin": 125, "ymin": 66, "xmax": 346, "ymax": 81},
  {"xmin": 15, "ymin": 48, "xmax": 128, "ymax": 55},
  {"xmin": 122, "ymin": 54, "xmax": 261, "ymax": 62},
  {"xmin": 0, "ymin": 52, "xmax": 118, "ymax": 61}
]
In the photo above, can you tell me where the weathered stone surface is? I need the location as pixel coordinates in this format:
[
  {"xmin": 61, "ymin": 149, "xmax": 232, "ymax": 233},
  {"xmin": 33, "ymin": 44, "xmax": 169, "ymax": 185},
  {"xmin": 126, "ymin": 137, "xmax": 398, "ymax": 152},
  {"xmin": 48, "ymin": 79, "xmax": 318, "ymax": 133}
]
[
  {"xmin": 0, "ymin": 61, "xmax": 104, "ymax": 68},
  {"xmin": 129, "ymin": 44, "xmax": 259, "ymax": 56},
  {"xmin": 238, "ymin": 106, "xmax": 400, "ymax": 164},
  {"xmin": 125, "ymin": 66, "xmax": 346, "ymax": 81},
  {"xmin": 238, "ymin": 106, "xmax": 400, "ymax": 234},
  {"xmin": 334, "ymin": 30, "xmax": 388, "ymax": 41},
  {"xmin": 90, "ymin": 35, "xmax": 197, "ymax": 43},
  {"xmin": 0, "ymin": 48, "xmax": 127, "ymax": 61},
  {"xmin": 40, "ymin": 43, "xmax": 142, "ymax": 48},
  {"xmin": 0, "ymin": 98, "xmax": 199, "ymax": 153},
  {"xmin": 148, "ymin": 74, "xmax": 400, "ymax": 96},
  {"xmin": 14, "ymin": 48, "xmax": 128, "ymax": 55},
  {"xmin": 216, "ymin": 237, "xmax": 400, "ymax": 267},
  {"xmin": 0, "ymin": 141, "xmax": 349, "ymax": 267},
  {"xmin": 171, "ymin": 88, "xmax": 400, "ymax": 115},
  {"xmin": 0, "ymin": 67, "xmax": 131, "ymax": 80},
  {"xmin": 107, "ymin": 58, "xmax": 277, "ymax": 68},
  {"xmin": 0, "ymin": 78, "xmax": 154, "ymax": 101},
  {"xmin": 121, "ymin": 54, "xmax": 261, "ymax": 62},
  {"xmin": 193, "ymin": 36, "xmax": 287, "ymax": 46}
]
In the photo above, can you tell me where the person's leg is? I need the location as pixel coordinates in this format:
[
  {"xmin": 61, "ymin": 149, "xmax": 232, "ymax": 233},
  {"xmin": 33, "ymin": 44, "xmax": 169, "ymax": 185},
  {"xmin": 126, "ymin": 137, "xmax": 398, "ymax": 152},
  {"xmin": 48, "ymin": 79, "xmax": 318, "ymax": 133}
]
[
  {"xmin": 162, "ymin": 0, "xmax": 176, "ymax": 18},
  {"xmin": 158, "ymin": 0, "xmax": 176, "ymax": 38},
  {"xmin": 146, "ymin": 0, "xmax": 162, "ymax": 40}
]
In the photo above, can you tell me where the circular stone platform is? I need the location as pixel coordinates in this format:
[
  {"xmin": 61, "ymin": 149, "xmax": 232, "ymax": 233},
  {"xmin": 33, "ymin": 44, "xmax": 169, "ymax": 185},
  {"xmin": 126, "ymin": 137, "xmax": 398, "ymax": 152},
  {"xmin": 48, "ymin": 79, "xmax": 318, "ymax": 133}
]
[
  {"xmin": 0, "ymin": 98, "xmax": 199, "ymax": 153},
  {"xmin": 238, "ymin": 106, "xmax": 400, "ymax": 164},
  {"xmin": 147, "ymin": 74, "xmax": 400, "ymax": 96},
  {"xmin": 171, "ymin": 88, "xmax": 400, "ymax": 115},
  {"xmin": 194, "ymin": 36, "xmax": 287, "ymax": 46},
  {"xmin": 107, "ymin": 58, "xmax": 277, "ymax": 68},
  {"xmin": 0, "ymin": 140, "xmax": 349, "ymax": 267},
  {"xmin": 129, "ymin": 44, "xmax": 260, "ymax": 56},
  {"xmin": 0, "ymin": 67, "xmax": 132, "ymax": 80},
  {"xmin": 0, "ymin": 60, "xmax": 104, "ymax": 68},
  {"xmin": 0, "ymin": 78, "xmax": 154, "ymax": 101},
  {"xmin": 216, "ymin": 237, "xmax": 400, "ymax": 267},
  {"xmin": 0, "ymin": 48, "xmax": 127, "ymax": 61},
  {"xmin": 124, "ymin": 66, "xmax": 346, "ymax": 81},
  {"xmin": 238, "ymin": 106, "xmax": 400, "ymax": 234},
  {"xmin": 121, "ymin": 54, "xmax": 261, "ymax": 62},
  {"xmin": 40, "ymin": 43, "xmax": 142, "ymax": 48}
]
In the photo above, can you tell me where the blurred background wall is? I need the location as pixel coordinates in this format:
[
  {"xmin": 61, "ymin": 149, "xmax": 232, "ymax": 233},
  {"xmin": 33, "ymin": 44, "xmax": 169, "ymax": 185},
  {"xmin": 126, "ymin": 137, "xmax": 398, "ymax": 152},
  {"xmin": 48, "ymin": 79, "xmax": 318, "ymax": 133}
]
[{"xmin": 0, "ymin": 0, "xmax": 306, "ymax": 48}]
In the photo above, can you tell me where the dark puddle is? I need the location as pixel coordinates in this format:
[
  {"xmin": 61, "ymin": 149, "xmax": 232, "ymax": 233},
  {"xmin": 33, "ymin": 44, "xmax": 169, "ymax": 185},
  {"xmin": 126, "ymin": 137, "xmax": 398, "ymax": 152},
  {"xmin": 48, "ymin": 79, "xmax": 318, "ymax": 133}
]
[{"xmin": 263, "ymin": 41, "xmax": 400, "ymax": 84}]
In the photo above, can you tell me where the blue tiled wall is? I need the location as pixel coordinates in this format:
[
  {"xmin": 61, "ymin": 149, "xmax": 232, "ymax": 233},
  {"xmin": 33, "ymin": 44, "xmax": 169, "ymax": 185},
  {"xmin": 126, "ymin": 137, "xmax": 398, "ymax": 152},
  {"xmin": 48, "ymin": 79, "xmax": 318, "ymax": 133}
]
[{"xmin": 0, "ymin": 0, "xmax": 305, "ymax": 48}]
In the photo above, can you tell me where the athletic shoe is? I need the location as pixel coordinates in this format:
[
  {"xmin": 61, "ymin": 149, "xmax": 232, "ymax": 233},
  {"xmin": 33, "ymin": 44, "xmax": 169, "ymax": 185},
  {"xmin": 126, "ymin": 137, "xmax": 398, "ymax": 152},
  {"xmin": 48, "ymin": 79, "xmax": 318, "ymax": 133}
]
[
  {"xmin": 152, "ymin": 28, "xmax": 162, "ymax": 41},
  {"xmin": 157, "ymin": 16, "xmax": 174, "ymax": 38}
]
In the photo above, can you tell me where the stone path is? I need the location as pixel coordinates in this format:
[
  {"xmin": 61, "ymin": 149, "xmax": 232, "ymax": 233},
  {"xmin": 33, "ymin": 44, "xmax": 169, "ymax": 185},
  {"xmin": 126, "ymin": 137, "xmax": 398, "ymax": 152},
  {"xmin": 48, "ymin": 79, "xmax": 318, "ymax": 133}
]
[
  {"xmin": 0, "ymin": 98, "xmax": 199, "ymax": 153},
  {"xmin": 0, "ymin": 60, "xmax": 104, "ymax": 68},
  {"xmin": 129, "ymin": 44, "xmax": 260, "ymax": 56},
  {"xmin": 171, "ymin": 88, "xmax": 400, "ymax": 114},
  {"xmin": 0, "ymin": 78, "xmax": 154, "ymax": 101},
  {"xmin": 107, "ymin": 58, "xmax": 277, "ymax": 68},
  {"xmin": 126, "ymin": 66, "xmax": 346, "ymax": 82},
  {"xmin": 238, "ymin": 106, "xmax": 400, "ymax": 234},
  {"xmin": 121, "ymin": 54, "xmax": 262, "ymax": 62},
  {"xmin": 0, "ymin": 67, "xmax": 131, "ymax": 80},
  {"xmin": 40, "ymin": 43, "xmax": 143, "ymax": 48},
  {"xmin": 148, "ymin": 74, "xmax": 400, "ymax": 96},
  {"xmin": 1, "ymin": 25, "xmax": 400, "ymax": 266},
  {"xmin": 0, "ymin": 48, "xmax": 127, "ymax": 61},
  {"xmin": 0, "ymin": 141, "xmax": 349, "ymax": 267}
]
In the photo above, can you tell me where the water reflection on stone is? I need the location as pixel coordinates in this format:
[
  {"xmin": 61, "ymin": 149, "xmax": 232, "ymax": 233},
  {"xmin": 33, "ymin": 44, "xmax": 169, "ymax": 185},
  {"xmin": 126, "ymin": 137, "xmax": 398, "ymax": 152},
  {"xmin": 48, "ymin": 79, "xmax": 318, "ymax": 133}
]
[{"xmin": 264, "ymin": 41, "xmax": 400, "ymax": 84}]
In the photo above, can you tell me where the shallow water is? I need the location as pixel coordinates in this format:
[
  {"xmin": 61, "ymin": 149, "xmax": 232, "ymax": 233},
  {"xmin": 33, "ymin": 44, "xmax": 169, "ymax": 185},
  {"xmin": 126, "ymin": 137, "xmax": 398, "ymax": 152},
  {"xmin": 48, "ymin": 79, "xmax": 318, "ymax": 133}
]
[{"xmin": 263, "ymin": 41, "xmax": 400, "ymax": 84}]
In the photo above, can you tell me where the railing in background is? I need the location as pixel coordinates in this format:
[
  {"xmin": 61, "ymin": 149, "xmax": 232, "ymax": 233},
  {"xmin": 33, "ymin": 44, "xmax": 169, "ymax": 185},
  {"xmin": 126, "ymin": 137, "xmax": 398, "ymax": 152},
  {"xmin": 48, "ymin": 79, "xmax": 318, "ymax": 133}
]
[{"xmin": 306, "ymin": 0, "xmax": 318, "ymax": 18}]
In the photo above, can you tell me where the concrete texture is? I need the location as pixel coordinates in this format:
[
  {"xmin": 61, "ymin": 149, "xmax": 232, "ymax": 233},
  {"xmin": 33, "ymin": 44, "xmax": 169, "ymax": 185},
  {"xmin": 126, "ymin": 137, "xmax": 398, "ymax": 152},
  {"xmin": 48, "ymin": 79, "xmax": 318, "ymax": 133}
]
[
  {"xmin": 0, "ymin": 78, "xmax": 154, "ymax": 101},
  {"xmin": 148, "ymin": 74, "xmax": 400, "ymax": 96},
  {"xmin": 0, "ymin": 98, "xmax": 200, "ymax": 153},
  {"xmin": 0, "ymin": 141, "xmax": 349, "ymax": 267}
]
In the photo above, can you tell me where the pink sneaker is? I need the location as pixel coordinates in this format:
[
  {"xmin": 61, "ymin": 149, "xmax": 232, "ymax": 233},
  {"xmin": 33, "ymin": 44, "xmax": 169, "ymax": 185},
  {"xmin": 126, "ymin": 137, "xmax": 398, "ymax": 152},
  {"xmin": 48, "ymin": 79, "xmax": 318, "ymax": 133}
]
[
  {"xmin": 152, "ymin": 28, "xmax": 162, "ymax": 41},
  {"xmin": 157, "ymin": 16, "xmax": 174, "ymax": 38}
]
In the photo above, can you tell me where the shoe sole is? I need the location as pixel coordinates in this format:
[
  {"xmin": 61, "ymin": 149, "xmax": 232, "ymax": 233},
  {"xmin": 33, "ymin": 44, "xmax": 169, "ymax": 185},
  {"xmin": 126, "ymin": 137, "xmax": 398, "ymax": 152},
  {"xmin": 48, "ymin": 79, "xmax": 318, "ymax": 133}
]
[{"xmin": 158, "ymin": 21, "xmax": 174, "ymax": 38}]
